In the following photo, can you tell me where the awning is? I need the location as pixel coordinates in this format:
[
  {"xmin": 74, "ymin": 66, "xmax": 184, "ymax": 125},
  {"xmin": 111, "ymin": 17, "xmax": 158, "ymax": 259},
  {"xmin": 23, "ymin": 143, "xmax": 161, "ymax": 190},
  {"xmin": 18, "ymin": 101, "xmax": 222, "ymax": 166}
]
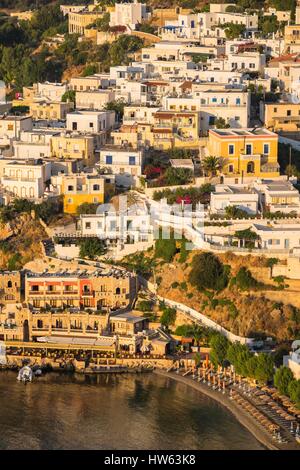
[{"xmin": 37, "ymin": 336, "xmax": 115, "ymax": 347}]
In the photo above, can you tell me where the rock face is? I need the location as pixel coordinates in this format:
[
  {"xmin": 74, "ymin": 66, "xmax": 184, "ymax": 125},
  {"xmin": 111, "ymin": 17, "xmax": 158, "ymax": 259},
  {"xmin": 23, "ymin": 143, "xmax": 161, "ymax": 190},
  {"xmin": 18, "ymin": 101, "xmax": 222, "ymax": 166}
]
[{"xmin": 0, "ymin": 213, "xmax": 47, "ymax": 269}]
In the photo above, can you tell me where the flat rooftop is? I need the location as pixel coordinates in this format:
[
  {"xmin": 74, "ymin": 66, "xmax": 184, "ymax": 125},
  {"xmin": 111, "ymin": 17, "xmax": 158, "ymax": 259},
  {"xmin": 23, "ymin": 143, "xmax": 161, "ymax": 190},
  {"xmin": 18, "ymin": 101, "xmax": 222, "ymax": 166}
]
[{"xmin": 210, "ymin": 128, "xmax": 276, "ymax": 137}]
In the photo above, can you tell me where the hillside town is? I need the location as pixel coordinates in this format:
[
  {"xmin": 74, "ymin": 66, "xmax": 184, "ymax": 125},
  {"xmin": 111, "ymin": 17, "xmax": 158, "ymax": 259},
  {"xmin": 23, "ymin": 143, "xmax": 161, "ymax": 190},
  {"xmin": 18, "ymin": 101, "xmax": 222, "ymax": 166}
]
[{"xmin": 0, "ymin": 0, "xmax": 300, "ymax": 451}]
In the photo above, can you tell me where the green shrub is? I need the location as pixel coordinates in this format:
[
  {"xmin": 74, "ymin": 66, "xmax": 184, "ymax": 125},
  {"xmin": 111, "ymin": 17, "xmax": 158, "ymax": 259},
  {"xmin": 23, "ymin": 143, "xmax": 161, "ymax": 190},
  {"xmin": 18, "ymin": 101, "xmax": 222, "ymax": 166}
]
[{"xmin": 189, "ymin": 252, "xmax": 229, "ymax": 291}]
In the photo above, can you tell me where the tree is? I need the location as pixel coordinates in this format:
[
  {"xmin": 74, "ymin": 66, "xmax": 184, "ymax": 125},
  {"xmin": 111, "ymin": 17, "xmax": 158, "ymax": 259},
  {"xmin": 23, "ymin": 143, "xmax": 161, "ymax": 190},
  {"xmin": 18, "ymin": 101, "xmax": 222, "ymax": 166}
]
[
  {"xmin": 202, "ymin": 156, "xmax": 223, "ymax": 177},
  {"xmin": 189, "ymin": 252, "xmax": 229, "ymax": 291},
  {"xmin": 215, "ymin": 117, "xmax": 230, "ymax": 129},
  {"xmin": 235, "ymin": 267, "xmax": 260, "ymax": 291},
  {"xmin": 82, "ymin": 64, "xmax": 97, "ymax": 77},
  {"xmin": 62, "ymin": 90, "xmax": 76, "ymax": 104},
  {"xmin": 105, "ymin": 99, "xmax": 126, "ymax": 121},
  {"xmin": 79, "ymin": 238, "xmax": 106, "ymax": 260},
  {"xmin": 7, "ymin": 252, "xmax": 22, "ymax": 271},
  {"xmin": 288, "ymin": 379, "xmax": 300, "ymax": 408},
  {"xmin": 209, "ymin": 333, "xmax": 229, "ymax": 368},
  {"xmin": 92, "ymin": 12, "xmax": 110, "ymax": 32},
  {"xmin": 76, "ymin": 203, "xmax": 98, "ymax": 215},
  {"xmin": 225, "ymin": 205, "xmax": 249, "ymax": 219},
  {"xmin": 226, "ymin": 343, "xmax": 252, "ymax": 376},
  {"xmin": 160, "ymin": 305, "xmax": 176, "ymax": 328},
  {"xmin": 254, "ymin": 353, "xmax": 274, "ymax": 384},
  {"xmin": 274, "ymin": 366, "xmax": 294, "ymax": 396},
  {"xmin": 223, "ymin": 23, "xmax": 246, "ymax": 40},
  {"xmin": 163, "ymin": 167, "xmax": 193, "ymax": 186}
]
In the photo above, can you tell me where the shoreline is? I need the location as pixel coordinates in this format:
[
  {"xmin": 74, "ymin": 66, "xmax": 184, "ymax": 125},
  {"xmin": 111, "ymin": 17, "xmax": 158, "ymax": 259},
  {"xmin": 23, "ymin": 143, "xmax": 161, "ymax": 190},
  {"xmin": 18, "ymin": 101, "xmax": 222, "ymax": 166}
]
[{"xmin": 153, "ymin": 369, "xmax": 281, "ymax": 451}]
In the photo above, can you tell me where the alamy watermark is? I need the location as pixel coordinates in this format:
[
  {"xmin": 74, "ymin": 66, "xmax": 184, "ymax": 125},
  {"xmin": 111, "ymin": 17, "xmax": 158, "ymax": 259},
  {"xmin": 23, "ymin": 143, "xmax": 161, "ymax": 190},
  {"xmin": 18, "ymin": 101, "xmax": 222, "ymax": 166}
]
[{"xmin": 89, "ymin": 195, "xmax": 205, "ymax": 250}]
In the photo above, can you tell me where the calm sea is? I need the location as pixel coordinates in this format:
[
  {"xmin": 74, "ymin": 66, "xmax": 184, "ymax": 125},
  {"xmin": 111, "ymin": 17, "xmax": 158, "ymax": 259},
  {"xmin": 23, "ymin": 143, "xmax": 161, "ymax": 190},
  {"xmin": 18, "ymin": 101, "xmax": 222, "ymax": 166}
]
[{"xmin": 0, "ymin": 371, "xmax": 264, "ymax": 450}]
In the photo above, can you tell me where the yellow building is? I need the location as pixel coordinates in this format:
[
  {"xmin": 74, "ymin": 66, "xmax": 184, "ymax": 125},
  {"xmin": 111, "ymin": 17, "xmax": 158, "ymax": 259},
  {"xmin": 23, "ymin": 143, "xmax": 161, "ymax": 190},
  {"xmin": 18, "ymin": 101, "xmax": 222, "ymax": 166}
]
[
  {"xmin": 152, "ymin": 7, "xmax": 191, "ymax": 26},
  {"xmin": 284, "ymin": 25, "xmax": 300, "ymax": 54},
  {"xmin": 68, "ymin": 11, "xmax": 105, "ymax": 35},
  {"xmin": 30, "ymin": 100, "xmax": 74, "ymax": 120},
  {"xmin": 53, "ymin": 172, "xmax": 115, "ymax": 213},
  {"xmin": 264, "ymin": 102, "xmax": 300, "ymax": 132},
  {"xmin": 208, "ymin": 128, "xmax": 280, "ymax": 178},
  {"xmin": 50, "ymin": 133, "xmax": 95, "ymax": 165},
  {"xmin": 111, "ymin": 110, "xmax": 199, "ymax": 150},
  {"xmin": 152, "ymin": 110, "xmax": 199, "ymax": 149}
]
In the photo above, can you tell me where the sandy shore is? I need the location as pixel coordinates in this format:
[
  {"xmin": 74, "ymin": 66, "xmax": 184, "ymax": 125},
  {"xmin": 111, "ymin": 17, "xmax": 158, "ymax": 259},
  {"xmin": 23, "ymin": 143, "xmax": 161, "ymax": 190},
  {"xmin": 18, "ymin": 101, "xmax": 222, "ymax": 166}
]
[{"xmin": 154, "ymin": 369, "xmax": 291, "ymax": 451}]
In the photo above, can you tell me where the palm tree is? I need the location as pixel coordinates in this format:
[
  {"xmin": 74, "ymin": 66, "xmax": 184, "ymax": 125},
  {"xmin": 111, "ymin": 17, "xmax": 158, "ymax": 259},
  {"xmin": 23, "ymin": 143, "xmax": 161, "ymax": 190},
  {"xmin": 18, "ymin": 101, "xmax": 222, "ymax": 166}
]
[{"xmin": 202, "ymin": 156, "xmax": 224, "ymax": 177}]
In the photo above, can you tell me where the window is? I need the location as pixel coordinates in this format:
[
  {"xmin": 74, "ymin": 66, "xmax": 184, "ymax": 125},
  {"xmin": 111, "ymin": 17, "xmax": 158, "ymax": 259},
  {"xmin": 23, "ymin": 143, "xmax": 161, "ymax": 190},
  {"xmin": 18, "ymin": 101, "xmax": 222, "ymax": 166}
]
[
  {"xmin": 245, "ymin": 144, "xmax": 252, "ymax": 155},
  {"xmin": 228, "ymin": 144, "xmax": 234, "ymax": 155},
  {"xmin": 129, "ymin": 156, "xmax": 136, "ymax": 165},
  {"xmin": 212, "ymin": 97, "xmax": 217, "ymax": 103},
  {"xmin": 228, "ymin": 164, "xmax": 234, "ymax": 173},
  {"xmin": 72, "ymin": 122, "xmax": 77, "ymax": 131},
  {"xmin": 67, "ymin": 185, "xmax": 74, "ymax": 191},
  {"xmin": 7, "ymin": 280, "xmax": 12, "ymax": 288},
  {"xmin": 106, "ymin": 155, "xmax": 112, "ymax": 165},
  {"xmin": 274, "ymin": 108, "xmax": 277, "ymax": 113},
  {"xmin": 89, "ymin": 122, "xmax": 93, "ymax": 128},
  {"xmin": 93, "ymin": 184, "xmax": 100, "ymax": 190},
  {"xmin": 287, "ymin": 110, "xmax": 291, "ymax": 116},
  {"xmin": 236, "ymin": 98, "xmax": 241, "ymax": 105},
  {"xmin": 263, "ymin": 143, "xmax": 269, "ymax": 155},
  {"xmin": 85, "ymin": 222, "xmax": 91, "ymax": 229},
  {"xmin": 208, "ymin": 116, "xmax": 215, "ymax": 125}
]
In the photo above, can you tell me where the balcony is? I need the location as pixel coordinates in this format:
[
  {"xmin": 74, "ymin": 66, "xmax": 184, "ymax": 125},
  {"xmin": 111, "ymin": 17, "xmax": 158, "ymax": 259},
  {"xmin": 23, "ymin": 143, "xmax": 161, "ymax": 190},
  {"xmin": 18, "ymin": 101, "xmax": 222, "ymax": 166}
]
[
  {"xmin": 239, "ymin": 153, "xmax": 261, "ymax": 161},
  {"xmin": 82, "ymin": 291, "xmax": 93, "ymax": 297}
]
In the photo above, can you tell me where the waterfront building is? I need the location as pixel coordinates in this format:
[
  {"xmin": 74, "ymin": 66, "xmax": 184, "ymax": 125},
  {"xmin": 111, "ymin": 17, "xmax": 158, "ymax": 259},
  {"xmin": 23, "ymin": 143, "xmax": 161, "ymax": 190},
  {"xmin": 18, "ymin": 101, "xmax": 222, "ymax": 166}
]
[
  {"xmin": 25, "ymin": 269, "xmax": 137, "ymax": 312},
  {"xmin": 0, "ymin": 271, "xmax": 22, "ymax": 305}
]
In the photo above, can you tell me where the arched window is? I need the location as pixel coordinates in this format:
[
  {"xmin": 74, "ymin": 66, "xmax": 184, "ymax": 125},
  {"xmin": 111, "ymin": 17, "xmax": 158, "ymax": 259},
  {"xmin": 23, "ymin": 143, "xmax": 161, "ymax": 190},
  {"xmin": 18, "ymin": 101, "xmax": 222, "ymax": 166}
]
[
  {"xmin": 228, "ymin": 164, "xmax": 234, "ymax": 173},
  {"xmin": 7, "ymin": 280, "xmax": 12, "ymax": 288},
  {"xmin": 116, "ymin": 287, "xmax": 121, "ymax": 295},
  {"xmin": 247, "ymin": 162, "xmax": 255, "ymax": 174}
]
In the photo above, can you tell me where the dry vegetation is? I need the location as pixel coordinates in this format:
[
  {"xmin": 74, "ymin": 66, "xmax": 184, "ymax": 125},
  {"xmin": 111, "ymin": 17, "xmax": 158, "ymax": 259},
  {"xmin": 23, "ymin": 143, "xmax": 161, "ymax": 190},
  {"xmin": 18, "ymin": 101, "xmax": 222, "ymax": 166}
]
[
  {"xmin": 154, "ymin": 250, "xmax": 300, "ymax": 341},
  {"xmin": 0, "ymin": 213, "xmax": 47, "ymax": 270}
]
